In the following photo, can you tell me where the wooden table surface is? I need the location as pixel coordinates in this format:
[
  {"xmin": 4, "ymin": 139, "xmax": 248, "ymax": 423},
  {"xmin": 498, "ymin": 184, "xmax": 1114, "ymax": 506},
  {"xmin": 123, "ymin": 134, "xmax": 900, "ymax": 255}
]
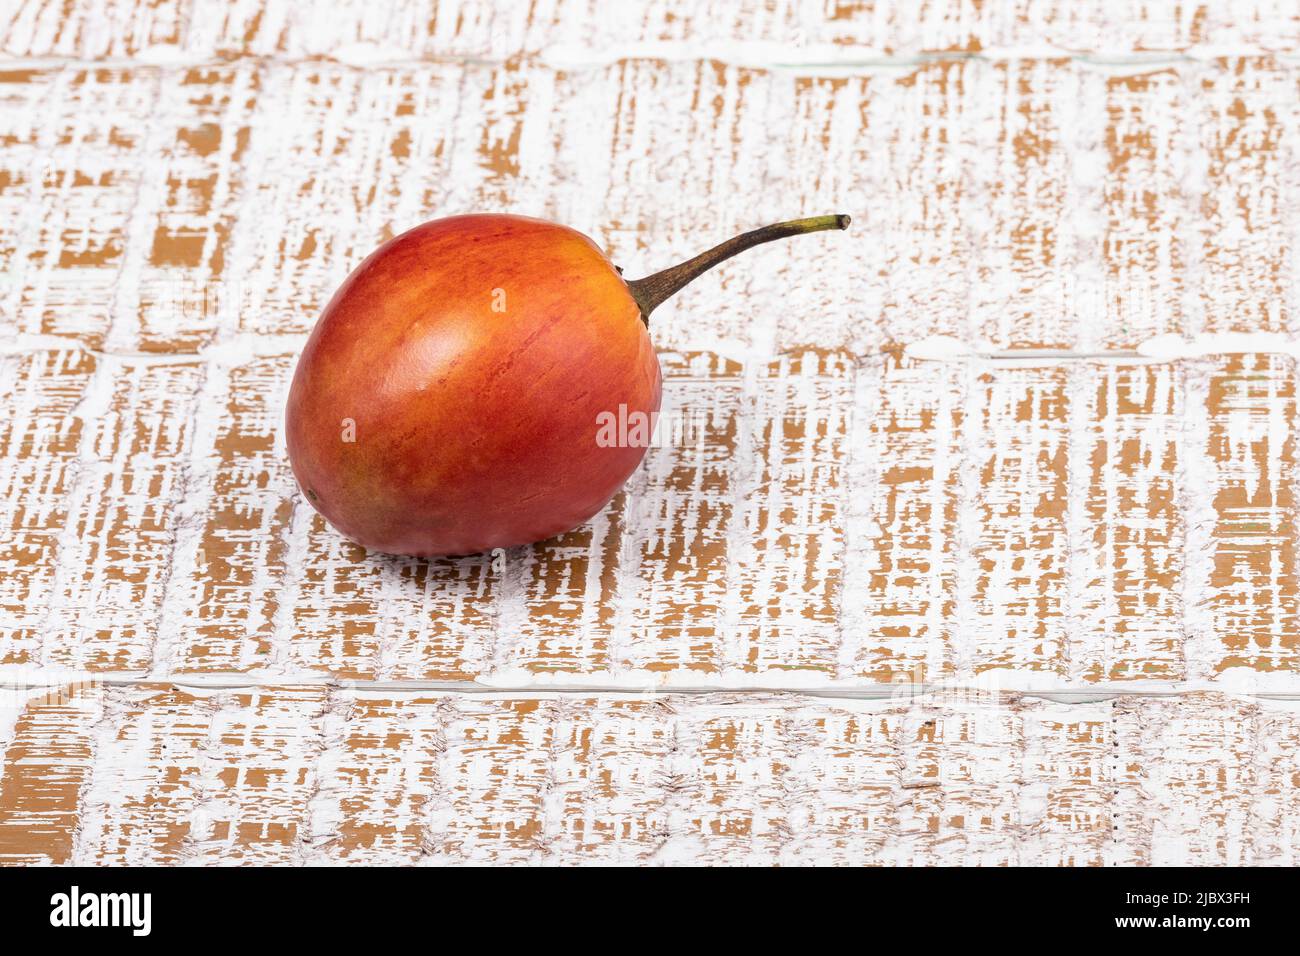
[{"xmin": 1, "ymin": 0, "xmax": 1299, "ymax": 865}]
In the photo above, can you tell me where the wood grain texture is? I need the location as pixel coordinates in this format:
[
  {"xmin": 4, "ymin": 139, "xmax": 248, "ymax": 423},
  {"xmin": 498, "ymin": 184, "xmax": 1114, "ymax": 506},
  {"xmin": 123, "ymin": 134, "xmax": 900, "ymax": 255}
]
[{"xmin": 2, "ymin": 1, "xmax": 1300, "ymax": 865}]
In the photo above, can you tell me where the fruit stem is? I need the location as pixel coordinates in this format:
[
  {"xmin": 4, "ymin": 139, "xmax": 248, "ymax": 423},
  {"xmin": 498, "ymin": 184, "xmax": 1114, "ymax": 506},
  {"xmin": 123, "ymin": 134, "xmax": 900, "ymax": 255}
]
[{"xmin": 625, "ymin": 214, "xmax": 851, "ymax": 323}]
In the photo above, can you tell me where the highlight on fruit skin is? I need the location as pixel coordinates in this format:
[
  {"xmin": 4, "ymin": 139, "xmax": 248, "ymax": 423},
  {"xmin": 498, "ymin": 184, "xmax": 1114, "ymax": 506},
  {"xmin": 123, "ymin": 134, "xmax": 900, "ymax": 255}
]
[{"xmin": 284, "ymin": 212, "xmax": 851, "ymax": 557}]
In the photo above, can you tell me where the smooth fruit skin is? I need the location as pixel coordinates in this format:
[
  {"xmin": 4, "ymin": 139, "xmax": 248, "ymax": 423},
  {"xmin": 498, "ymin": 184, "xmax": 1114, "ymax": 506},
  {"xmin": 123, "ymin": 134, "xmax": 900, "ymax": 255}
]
[{"xmin": 286, "ymin": 214, "xmax": 662, "ymax": 557}]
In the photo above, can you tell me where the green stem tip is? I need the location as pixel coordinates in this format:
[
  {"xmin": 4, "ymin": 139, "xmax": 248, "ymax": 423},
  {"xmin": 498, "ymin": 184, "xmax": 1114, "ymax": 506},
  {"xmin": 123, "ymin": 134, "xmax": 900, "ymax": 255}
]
[{"xmin": 625, "ymin": 214, "xmax": 851, "ymax": 323}]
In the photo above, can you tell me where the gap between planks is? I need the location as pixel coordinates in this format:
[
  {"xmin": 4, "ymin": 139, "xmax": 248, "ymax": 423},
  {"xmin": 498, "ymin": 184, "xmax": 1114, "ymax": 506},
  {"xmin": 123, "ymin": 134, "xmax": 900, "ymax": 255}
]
[
  {"xmin": 0, "ymin": 48, "xmax": 1298, "ymax": 72},
  {"xmin": 6, "ymin": 338, "xmax": 1300, "ymax": 367},
  {"xmin": 2, "ymin": 675, "xmax": 1299, "ymax": 703}
]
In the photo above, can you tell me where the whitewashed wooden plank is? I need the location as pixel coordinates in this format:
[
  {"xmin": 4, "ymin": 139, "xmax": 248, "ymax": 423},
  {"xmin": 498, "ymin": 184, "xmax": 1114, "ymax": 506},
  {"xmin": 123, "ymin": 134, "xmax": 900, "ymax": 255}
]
[
  {"xmin": 3, "ymin": 58, "xmax": 1296, "ymax": 354},
  {"xmin": 1198, "ymin": 354, "xmax": 1298, "ymax": 678},
  {"xmin": 8, "ymin": 1, "xmax": 1297, "ymax": 62},
  {"xmin": 0, "ymin": 681, "xmax": 99, "ymax": 865},
  {"xmin": 5, "ymin": 686, "xmax": 1295, "ymax": 865},
  {"xmin": 0, "ymin": 349, "xmax": 94, "ymax": 666},
  {"xmin": 36, "ymin": 356, "xmax": 204, "ymax": 671},
  {"xmin": 1068, "ymin": 362, "xmax": 1184, "ymax": 681},
  {"xmin": 3, "ymin": 343, "xmax": 1294, "ymax": 686}
]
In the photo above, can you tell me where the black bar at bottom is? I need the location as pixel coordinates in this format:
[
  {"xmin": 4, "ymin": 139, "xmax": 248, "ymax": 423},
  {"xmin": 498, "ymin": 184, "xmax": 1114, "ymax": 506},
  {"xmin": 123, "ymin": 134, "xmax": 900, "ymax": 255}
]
[{"xmin": 0, "ymin": 865, "xmax": 1276, "ymax": 942}]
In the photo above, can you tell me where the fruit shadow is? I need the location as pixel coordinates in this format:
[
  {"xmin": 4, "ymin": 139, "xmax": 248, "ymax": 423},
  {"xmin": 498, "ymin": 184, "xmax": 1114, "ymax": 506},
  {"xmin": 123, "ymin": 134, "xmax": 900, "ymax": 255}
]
[{"xmin": 357, "ymin": 539, "xmax": 538, "ymax": 585}]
